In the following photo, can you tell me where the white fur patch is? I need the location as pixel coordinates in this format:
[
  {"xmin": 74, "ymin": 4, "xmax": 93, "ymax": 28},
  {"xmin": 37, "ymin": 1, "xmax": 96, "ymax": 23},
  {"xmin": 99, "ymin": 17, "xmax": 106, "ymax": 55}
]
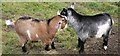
[
  {"xmin": 26, "ymin": 30, "xmax": 31, "ymax": 40},
  {"xmin": 61, "ymin": 15, "xmax": 67, "ymax": 20},
  {"xmin": 104, "ymin": 46, "xmax": 107, "ymax": 50},
  {"xmin": 70, "ymin": 4, "xmax": 74, "ymax": 9},
  {"xmin": 95, "ymin": 19, "xmax": 110, "ymax": 38},
  {"xmin": 56, "ymin": 20, "xmax": 62, "ymax": 31},
  {"xmin": 36, "ymin": 34, "xmax": 39, "ymax": 38},
  {"xmin": 58, "ymin": 24, "xmax": 62, "ymax": 31},
  {"xmin": 22, "ymin": 43, "xmax": 24, "ymax": 47},
  {"xmin": 5, "ymin": 20, "xmax": 14, "ymax": 25},
  {"xmin": 64, "ymin": 24, "xmax": 68, "ymax": 29}
]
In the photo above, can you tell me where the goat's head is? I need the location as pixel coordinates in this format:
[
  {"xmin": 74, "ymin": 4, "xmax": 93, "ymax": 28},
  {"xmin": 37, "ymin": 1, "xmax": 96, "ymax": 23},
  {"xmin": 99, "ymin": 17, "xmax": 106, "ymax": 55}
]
[
  {"xmin": 60, "ymin": 3, "xmax": 76, "ymax": 17},
  {"xmin": 60, "ymin": 7, "xmax": 76, "ymax": 17},
  {"xmin": 50, "ymin": 15, "xmax": 67, "ymax": 31},
  {"xmin": 60, "ymin": 16, "xmax": 67, "ymax": 29},
  {"xmin": 56, "ymin": 15, "xmax": 67, "ymax": 31}
]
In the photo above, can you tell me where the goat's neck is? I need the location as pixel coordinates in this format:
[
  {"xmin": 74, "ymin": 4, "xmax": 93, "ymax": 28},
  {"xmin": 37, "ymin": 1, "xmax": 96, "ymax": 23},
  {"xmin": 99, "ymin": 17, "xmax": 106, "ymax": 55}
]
[
  {"xmin": 47, "ymin": 23, "xmax": 58, "ymax": 39},
  {"xmin": 48, "ymin": 25, "xmax": 57, "ymax": 32},
  {"xmin": 67, "ymin": 15, "xmax": 80, "ymax": 31},
  {"xmin": 68, "ymin": 11, "xmax": 83, "ymax": 31}
]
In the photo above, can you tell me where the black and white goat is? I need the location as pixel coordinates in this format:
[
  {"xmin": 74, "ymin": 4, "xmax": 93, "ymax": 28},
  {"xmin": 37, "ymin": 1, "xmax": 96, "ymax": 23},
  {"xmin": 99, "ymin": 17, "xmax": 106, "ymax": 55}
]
[{"xmin": 60, "ymin": 5, "xmax": 114, "ymax": 53}]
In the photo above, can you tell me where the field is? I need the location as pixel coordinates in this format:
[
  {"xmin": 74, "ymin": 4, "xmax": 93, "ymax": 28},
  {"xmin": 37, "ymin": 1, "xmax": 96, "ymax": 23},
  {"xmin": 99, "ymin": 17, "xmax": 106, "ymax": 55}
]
[{"xmin": 1, "ymin": 2, "xmax": 119, "ymax": 54}]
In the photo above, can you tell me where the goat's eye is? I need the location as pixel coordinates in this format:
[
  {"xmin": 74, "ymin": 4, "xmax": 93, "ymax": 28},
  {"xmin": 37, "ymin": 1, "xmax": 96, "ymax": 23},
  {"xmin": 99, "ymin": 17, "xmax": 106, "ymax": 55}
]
[
  {"xmin": 62, "ymin": 20, "xmax": 64, "ymax": 21},
  {"xmin": 59, "ymin": 22, "xmax": 61, "ymax": 24}
]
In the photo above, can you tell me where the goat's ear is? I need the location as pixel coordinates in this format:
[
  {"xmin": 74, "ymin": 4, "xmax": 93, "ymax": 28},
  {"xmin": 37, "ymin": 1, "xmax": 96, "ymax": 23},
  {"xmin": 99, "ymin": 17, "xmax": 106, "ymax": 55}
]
[
  {"xmin": 63, "ymin": 7, "xmax": 67, "ymax": 10},
  {"xmin": 57, "ymin": 10, "xmax": 60, "ymax": 15},
  {"xmin": 70, "ymin": 3, "xmax": 75, "ymax": 9}
]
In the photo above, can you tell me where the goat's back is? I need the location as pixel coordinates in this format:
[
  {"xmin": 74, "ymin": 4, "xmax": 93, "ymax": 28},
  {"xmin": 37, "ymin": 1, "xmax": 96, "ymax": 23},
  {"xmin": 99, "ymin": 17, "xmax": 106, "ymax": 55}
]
[{"xmin": 14, "ymin": 18, "xmax": 49, "ymax": 41}]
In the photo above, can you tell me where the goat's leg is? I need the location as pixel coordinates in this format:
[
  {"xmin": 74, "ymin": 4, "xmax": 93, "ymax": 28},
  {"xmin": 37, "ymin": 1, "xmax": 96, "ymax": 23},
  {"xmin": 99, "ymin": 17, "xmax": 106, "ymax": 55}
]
[
  {"xmin": 22, "ymin": 42, "xmax": 27, "ymax": 52},
  {"xmin": 102, "ymin": 34, "xmax": 109, "ymax": 50},
  {"xmin": 77, "ymin": 38, "xmax": 81, "ymax": 48},
  {"xmin": 102, "ymin": 29, "xmax": 110, "ymax": 50},
  {"xmin": 45, "ymin": 44, "xmax": 50, "ymax": 51},
  {"xmin": 20, "ymin": 37, "xmax": 28, "ymax": 52},
  {"xmin": 51, "ymin": 41, "xmax": 56, "ymax": 49},
  {"xmin": 103, "ymin": 37, "xmax": 108, "ymax": 50},
  {"xmin": 44, "ymin": 39, "xmax": 51, "ymax": 51},
  {"xmin": 78, "ymin": 38, "xmax": 85, "ymax": 53}
]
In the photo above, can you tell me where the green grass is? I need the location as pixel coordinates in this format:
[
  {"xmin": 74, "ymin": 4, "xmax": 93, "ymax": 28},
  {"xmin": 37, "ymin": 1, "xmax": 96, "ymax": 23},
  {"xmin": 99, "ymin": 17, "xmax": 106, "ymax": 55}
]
[
  {"xmin": 1, "ymin": 2, "xmax": 118, "ymax": 54},
  {"xmin": 2, "ymin": 2, "xmax": 70, "ymax": 19}
]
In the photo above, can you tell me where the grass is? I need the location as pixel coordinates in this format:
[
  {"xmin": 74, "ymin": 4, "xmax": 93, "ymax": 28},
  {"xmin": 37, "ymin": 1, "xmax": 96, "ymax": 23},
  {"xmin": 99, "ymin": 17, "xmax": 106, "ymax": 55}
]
[
  {"xmin": 2, "ymin": 2, "xmax": 70, "ymax": 19},
  {"xmin": 1, "ymin": 2, "xmax": 119, "ymax": 54}
]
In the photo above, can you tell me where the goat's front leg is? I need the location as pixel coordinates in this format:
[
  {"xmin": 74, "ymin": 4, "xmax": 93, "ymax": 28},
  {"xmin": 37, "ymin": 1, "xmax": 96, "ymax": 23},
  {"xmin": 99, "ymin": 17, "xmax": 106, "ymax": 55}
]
[
  {"xmin": 20, "ymin": 36, "xmax": 28, "ymax": 52},
  {"xmin": 45, "ymin": 44, "xmax": 50, "ymax": 51},
  {"xmin": 21, "ymin": 40, "xmax": 28, "ymax": 52},
  {"xmin": 77, "ymin": 38, "xmax": 81, "ymax": 48},
  {"xmin": 51, "ymin": 41, "xmax": 56, "ymax": 49},
  {"xmin": 78, "ymin": 38, "xmax": 86, "ymax": 53},
  {"xmin": 44, "ymin": 39, "xmax": 51, "ymax": 51}
]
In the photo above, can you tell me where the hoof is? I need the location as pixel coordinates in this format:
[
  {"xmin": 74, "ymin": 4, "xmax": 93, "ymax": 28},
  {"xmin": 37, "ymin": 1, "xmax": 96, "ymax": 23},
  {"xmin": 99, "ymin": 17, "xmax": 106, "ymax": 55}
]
[
  {"xmin": 45, "ymin": 49, "xmax": 50, "ymax": 51},
  {"xmin": 45, "ymin": 48, "xmax": 50, "ymax": 51},
  {"xmin": 79, "ymin": 49, "xmax": 84, "ymax": 54},
  {"xmin": 77, "ymin": 45, "xmax": 80, "ymax": 48},
  {"xmin": 22, "ymin": 50, "xmax": 27, "ymax": 52},
  {"xmin": 103, "ymin": 46, "xmax": 107, "ymax": 50},
  {"xmin": 52, "ymin": 46, "xmax": 56, "ymax": 49},
  {"xmin": 22, "ymin": 46, "xmax": 27, "ymax": 52}
]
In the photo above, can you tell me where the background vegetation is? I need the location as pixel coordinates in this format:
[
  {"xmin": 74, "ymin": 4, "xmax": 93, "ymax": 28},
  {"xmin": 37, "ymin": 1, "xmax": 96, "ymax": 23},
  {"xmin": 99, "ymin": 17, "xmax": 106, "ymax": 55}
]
[{"xmin": 1, "ymin": 2, "xmax": 119, "ymax": 54}]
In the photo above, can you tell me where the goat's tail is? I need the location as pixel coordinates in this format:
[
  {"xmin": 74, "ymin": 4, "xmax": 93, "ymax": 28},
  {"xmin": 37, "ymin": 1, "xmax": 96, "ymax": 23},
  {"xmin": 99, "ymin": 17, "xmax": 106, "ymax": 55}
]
[
  {"xmin": 5, "ymin": 19, "xmax": 15, "ymax": 26},
  {"xmin": 104, "ymin": 13, "xmax": 114, "ymax": 35},
  {"xmin": 104, "ymin": 13, "xmax": 114, "ymax": 25},
  {"xmin": 109, "ymin": 15, "xmax": 114, "ymax": 25},
  {"xmin": 111, "ymin": 17, "xmax": 114, "ymax": 25}
]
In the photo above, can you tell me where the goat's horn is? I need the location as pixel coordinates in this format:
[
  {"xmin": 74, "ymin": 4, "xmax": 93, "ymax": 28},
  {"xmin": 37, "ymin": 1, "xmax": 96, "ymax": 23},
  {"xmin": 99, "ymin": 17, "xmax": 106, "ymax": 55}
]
[
  {"xmin": 57, "ymin": 10, "xmax": 60, "ymax": 15},
  {"xmin": 70, "ymin": 2, "xmax": 75, "ymax": 9}
]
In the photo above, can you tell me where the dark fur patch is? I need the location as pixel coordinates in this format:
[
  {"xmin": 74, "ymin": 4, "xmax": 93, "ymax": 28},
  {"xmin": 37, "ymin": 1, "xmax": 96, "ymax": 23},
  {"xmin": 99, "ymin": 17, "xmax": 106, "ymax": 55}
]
[
  {"xmin": 58, "ymin": 15, "xmax": 63, "ymax": 18},
  {"xmin": 47, "ymin": 19, "xmax": 52, "ymax": 24},
  {"xmin": 47, "ymin": 17, "xmax": 55, "ymax": 24},
  {"xmin": 32, "ymin": 19, "xmax": 40, "ymax": 22},
  {"xmin": 46, "ymin": 15, "xmax": 65, "ymax": 25},
  {"xmin": 19, "ymin": 16, "xmax": 32, "ymax": 20},
  {"xmin": 47, "ymin": 15, "xmax": 65, "ymax": 25},
  {"xmin": 31, "ymin": 41, "xmax": 39, "ymax": 43}
]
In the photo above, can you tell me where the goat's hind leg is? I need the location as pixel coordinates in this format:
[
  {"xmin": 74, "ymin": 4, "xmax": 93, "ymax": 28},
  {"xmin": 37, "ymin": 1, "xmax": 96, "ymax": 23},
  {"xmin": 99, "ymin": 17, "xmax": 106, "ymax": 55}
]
[
  {"xmin": 102, "ymin": 34, "xmax": 109, "ymax": 50},
  {"xmin": 102, "ymin": 29, "xmax": 111, "ymax": 50}
]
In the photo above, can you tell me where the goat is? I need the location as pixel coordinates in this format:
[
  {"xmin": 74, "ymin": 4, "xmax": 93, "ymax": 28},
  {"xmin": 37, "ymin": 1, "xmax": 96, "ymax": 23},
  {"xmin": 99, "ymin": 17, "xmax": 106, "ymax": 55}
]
[
  {"xmin": 13, "ymin": 15, "xmax": 67, "ymax": 52},
  {"xmin": 60, "ymin": 5, "xmax": 114, "ymax": 53}
]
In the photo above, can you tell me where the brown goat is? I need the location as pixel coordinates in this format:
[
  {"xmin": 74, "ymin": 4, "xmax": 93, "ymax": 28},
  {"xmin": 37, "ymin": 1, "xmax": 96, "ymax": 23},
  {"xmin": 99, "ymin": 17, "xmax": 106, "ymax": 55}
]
[{"xmin": 14, "ymin": 15, "xmax": 67, "ymax": 52}]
